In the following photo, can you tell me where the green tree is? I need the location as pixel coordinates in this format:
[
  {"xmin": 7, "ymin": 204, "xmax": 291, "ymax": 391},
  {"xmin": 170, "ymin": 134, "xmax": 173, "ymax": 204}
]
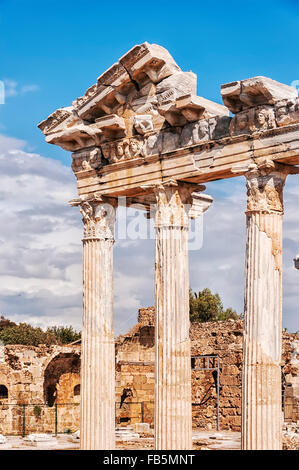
[
  {"xmin": 0, "ymin": 316, "xmax": 81, "ymax": 346},
  {"xmin": 0, "ymin": 315, "xmax": 16, "ymax": 331},
  {"xmin": 0, "ymin": 322, "xmax": 57, "ymax": 346},
  {"xmin": 46, "ymin": 326, "xmax": 81, "ymax": 344},
  {"xmin": 189, "ymin": 288, "xmax": 239, "ymax": 323}
]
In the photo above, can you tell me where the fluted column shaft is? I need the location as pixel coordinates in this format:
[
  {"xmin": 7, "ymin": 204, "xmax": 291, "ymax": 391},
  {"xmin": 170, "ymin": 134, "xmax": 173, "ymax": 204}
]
[
  {"xmin": 79, "ymin": 197, "xmax": 117, "ymax": 450},
  {"xmin": 154, "ymin": 181, "xmax": 196, "ymax": 450},
  {"xmin": 242, "ymin": 166, "xmax": 288, "ymax": 450}
]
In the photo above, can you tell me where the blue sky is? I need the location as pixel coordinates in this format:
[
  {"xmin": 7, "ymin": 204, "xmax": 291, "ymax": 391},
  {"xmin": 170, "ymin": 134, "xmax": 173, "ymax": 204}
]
[{"xmin": 0, "ymin": 0, "xmax": 298, "ymax": 333}]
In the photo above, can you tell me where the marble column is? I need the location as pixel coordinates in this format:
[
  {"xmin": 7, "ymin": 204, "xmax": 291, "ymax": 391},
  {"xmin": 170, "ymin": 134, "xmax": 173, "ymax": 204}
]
[
  {"xmin": 242, "ymin": 164, "xmax": 288, "ymax": 450},
  {"xmin": 153, "ymin": 180, "xmax": 205, "ymax": 450},
  {"xmin": 79, "ymin": 196, "xmax": 117, "ymax": 450}
]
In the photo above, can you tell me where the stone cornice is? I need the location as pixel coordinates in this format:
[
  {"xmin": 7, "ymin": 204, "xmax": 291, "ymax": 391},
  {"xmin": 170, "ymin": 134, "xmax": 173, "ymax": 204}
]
[{"xmin": 38, "ymin": 43, "xmax": 299, "ymax": 206}]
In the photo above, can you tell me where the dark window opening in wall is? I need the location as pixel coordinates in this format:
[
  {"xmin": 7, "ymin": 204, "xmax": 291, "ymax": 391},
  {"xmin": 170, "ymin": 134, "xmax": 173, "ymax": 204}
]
[
  {"xmin": 46, "ymin": 384, "xmax": 56, "ymax": 407},
  {"xmin": 0, "ymin": 385, "xmax": 8, "ymax": 399},
  {"xmin": 120, "ymin": 388, "xmax": 133, "ymax": 407},
  {"xmin": 74, "ymin": 384, "xmax": 80, "ymax": 396},
  {"xmin": 120, "ymin": 417, "xmax": 130, "ymax": 423}
]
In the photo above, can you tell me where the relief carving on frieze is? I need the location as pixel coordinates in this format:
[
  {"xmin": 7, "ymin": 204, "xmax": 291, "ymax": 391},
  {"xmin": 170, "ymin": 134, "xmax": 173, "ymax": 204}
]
[
  {"xmin": 101, "ymin": 137, "xmax": 144, "ymax": 164},
  {"xmin": 39, "ymin": 46, "xmax": 299, "ymax": 182},
  {"xmin": 229, "ymin": 105, "xmax": 276, "ymax": 136},
  {"xmin": 71, "ymin": 148, "xmax": 103, "ymax": 173},
  {"xmin": 134, "ymin": 115, "xmax": 154, "ymax": 134},
  {"xmin": 275, "ymin": 97, "xmax": 299, "ymax": 127}
]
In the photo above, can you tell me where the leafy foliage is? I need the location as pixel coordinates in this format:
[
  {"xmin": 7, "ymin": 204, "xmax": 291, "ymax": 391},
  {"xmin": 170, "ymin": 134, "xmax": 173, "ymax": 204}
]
[
  {"xmin": 0, "ymin": 315, "xmax": 16, "ymax": 331},
  {"xmin": 46, "ymin": 326, "xmax": 81, "ymax": 344},
  {"xmin": 189, "ymin": 288, "xmax": 239, "ymax": 323},
  {"xmin": 0, "ymin": 316, "xmax": 81, "ymax": 346}
]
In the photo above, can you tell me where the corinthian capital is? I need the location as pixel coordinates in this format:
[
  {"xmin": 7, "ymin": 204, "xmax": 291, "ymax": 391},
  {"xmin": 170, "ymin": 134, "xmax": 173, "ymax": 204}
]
[
  {"xmin": 153, "ymin": 179, "xmax": 206, "ymax": 228},
  {"xmin": 245, "ymin": 162, "xmax": 289, "ymax": 214},
  {"xmin": 72, "ymin": 195, "xmax": 117, "ymax": 240}
]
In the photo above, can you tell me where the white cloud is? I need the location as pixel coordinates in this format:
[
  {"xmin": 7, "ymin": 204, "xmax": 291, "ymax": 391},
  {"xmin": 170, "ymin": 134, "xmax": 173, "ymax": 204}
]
[
  {"xmin": 0, "ymin": 135, "xmax": 82, "ymax": 331},
  {"xmin": 2, "ymin": 79, "xmax": 39, "ymax": 99},
  {"xmin": 3, "ymin": 79, "xmax": 18, "ymax": 98},
  {"xmin": 0, "ymin": 134, "xmax": 297, "ymax": 336},
  {"xmin": 190, "ymin": 176, "xmax": 299, "ymax": 333},
  {"xmin": 20, "ymin": 84, "xmax": 40, "ymax": 94}
]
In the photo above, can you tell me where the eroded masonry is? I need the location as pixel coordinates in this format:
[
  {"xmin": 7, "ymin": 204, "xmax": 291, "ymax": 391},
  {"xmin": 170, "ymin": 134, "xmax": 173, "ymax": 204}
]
[
  {"xmin": 1, "ymin": 313, "xmax": 298, "ymax": 437},
  {"xmin": 39, "ymin": 43, "xmax": 299, "ymax": 450}
]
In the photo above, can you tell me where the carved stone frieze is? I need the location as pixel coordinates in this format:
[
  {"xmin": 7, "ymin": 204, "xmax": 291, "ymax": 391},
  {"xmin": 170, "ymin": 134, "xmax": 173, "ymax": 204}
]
[
  {"xmin": 101, "ymin": 137, "xmax": 143, "ymax": 163},
  {"xmin": 134, "ymin": 115, "xmax": 154, "ymax": 134},
  {"xmin": 39, "ymin": 43, "xmax": 232, "ymax": 158},
  {"xmin": 221, "ymin": 76, "xmax": 297, "ymax": 113},
  {"xmin": 38, "ymin": 107, "xmax": 75, "ymax": 135},
  {"xmin": 275, "ymin": 97, "xmax": 299, "ymax": 127},
  {"xmin": 38, "ymin": 44, "xmax": 299, "ymax": 198},
  {"xmin": 71, "ymin": 148, "xmax": 103, "ymax": 173},
  {"xmin": 229, "ymin": 105, "xmax": 276, "ymax": 135},
  {"xmin": 141, "ymin": 133, "xmax": 163, "ymax": 156}
]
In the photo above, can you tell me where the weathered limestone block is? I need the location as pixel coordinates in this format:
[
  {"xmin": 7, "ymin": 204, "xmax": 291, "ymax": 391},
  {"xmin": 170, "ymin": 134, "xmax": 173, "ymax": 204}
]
[
  {"xmin": 71, "ymin": 148, "xmax": 103, "ymax": 174},
  {"xmin": 44, "ymin": 122, "xmax": 103, "ymax": 152},
  {"xmin": 180, "ymin": 120, "xmax": 210, "ymax": 147},
  {"xmin": 101, "ymin": 136, "xmax": 144, "ymax": 164},
  {"xmin": 156, "ymin": 71, "xmax": 196, "ymax": 97},
  {"xmin": 75, "ymin": 62, "xmax": 131, "ymax": 120},
  {"xmin": 275, "ymin": 97, "xmax": 299, "ymax": 127},
  {"xmin": 38, "ymin": 107, "xmax": 74, "ymax": 136},
  {"xmin": 221, "ymin": 76, "xmax": 297, "ymax": 113},
  {"xmin": 176, "ymin": 94, "xmax": 229, "ymax": 122},
  {"xmin": 120, "ymin": 42, "xmax": 180, "ymax": 84},
  {"xmin": 209, "ymin": 115, "xmax": 231, "ymax": 140},
  {"xmin": 229, "ymin": 105, "xmax": 277, "ymax": 136},
  {"xmin": 134, "ymin": 115, "xmax": 154, "ymax": 134},
  {"xmin": 95, "ymin": 114, "xmax": 126, "ymax": 136}
]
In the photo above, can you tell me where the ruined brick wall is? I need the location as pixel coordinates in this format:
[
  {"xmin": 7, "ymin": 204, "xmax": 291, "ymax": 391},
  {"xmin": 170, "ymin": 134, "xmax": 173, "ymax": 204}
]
[
  {"xmin": 115, "ymin": 309, "xmax": 155, "ymax": 427},
  {"xmin": 0, "ymin": 343, "xmax": 80, "ymax": 435},
  {"xmin": 0, "ymin": 308, "xmax": 297, "ymax": 435},
  {"xmin": 115, "ymin": 308, "xmax": 299, "ymax": 431},
  {"xmin": 282, "ymin": 333, "xmax": 299, "ymax": 422},
  {"xmin": 190, "ymin": 320, "xmax": 243, "ymax": 431}
]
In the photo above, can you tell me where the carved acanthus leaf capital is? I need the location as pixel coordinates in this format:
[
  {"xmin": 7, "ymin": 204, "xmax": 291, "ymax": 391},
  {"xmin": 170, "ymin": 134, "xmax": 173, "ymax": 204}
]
[
  {"xmin": 72, "ymin": 195, "xmax": 117, "ymax": 240},
  {"xmin": 153, "ymin": 179, "xmax": 206, "ymax": 227},
  {"xmin": 245, "ymin": 162, "xmax": 288, "ymax": 214}
]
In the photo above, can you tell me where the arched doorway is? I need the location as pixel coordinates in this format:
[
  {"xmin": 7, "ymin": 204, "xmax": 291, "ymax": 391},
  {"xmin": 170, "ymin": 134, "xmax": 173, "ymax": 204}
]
[{"xmin": 43, "ymin": 353, "xmax": 80, "ymax": 406}]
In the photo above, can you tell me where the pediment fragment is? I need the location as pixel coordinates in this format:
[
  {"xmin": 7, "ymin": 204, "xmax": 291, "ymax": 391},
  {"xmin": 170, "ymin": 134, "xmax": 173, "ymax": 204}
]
[
  {"xmin": 221, "ymin": 76, "xmax": 297, "ymax": 113},
  {"xmin": 38, "ymin": 42, "xmax": 233, "ymax": 154}
]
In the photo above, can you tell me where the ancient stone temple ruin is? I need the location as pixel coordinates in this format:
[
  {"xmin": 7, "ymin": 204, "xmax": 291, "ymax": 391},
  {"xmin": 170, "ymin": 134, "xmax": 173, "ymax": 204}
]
[
  {"xmin": 0, "ymin": 312, "xmax": 298, "ymax": 439},
  {"xmin": 115, "ymin": 308, "xmax": 299, "ymax": 432},
  {"xmin": 39, "ymin": 42, "xmax": 299, "ymax": 450}
]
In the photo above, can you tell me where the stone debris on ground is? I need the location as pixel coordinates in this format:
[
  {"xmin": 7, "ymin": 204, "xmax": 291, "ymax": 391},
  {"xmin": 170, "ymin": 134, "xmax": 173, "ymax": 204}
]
[
  {"xmin": 192, "ymin": 430, "xmax": 241, "ymax": 450},
  {"xmin": 0, "ymin": 429, "xmax": 297, "ymax": 450},
  {"xmin": 24, "ymin": 433, "xmax": 56, "ymax": 442},
  {"xmin": 282, "ymin": 422, "xmax": 299, "ymax": 450},
  {"xmin": 115, "ymin": 427, "xmax": 140, "ymax": 441}
]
